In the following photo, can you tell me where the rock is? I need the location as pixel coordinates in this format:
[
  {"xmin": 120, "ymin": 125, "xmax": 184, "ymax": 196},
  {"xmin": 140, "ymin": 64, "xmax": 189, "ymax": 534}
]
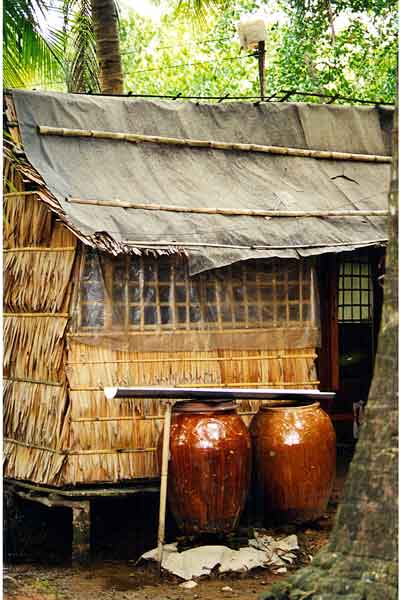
[
  {"xmin": 221, "ymin": 586, "xmax": 233, "ymax": 592},
  {"xmin": 274, "ymin": 567, "xmax": 287, "ymax": 574},
  {"xmin": 179, "ymin": 580, "xmax": 198, "ymax": 589}
]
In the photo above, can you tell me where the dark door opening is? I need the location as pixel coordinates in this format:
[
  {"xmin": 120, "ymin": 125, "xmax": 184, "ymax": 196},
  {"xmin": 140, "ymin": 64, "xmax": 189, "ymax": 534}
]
[
  {"xmin": 336, "ymin": 258, "xmax": 374, "ymax": 414},
  {"xmin": 317, "ymin": 249, "xmax": 384, "ymax": 443}
]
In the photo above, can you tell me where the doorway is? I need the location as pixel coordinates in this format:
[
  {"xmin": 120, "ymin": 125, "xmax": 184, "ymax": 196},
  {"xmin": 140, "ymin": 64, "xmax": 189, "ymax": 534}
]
[{"xmin": 317, "ymin": 249, "xmax": 384, "ymax": 442}]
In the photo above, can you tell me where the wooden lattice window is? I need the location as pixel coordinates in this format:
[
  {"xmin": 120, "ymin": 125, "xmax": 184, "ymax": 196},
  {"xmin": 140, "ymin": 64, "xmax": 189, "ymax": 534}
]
[
  {"xmin": 79, "ymin": 249, "xmax": 105, "ymax": 328},
  {"xmin": 338, "ymin": 259, "xmax": 373, "ymax": 323},
  {"xmin": 78, "ymin": 253, "xmax": 315, "ymax": 332}
]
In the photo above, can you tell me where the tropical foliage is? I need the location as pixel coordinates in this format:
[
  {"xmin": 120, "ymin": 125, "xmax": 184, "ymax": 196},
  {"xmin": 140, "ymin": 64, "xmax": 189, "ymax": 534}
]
[
  {"xmin": 3, "ymin": 0, "xmax": 64, "ymax": 89},
  {"xmin": 3, "ymin": 0, "xmax": 100, "ymax": 92},
  {"xmin": 65, "ymin": 0, "xmax": 100, "ymax": 93},
  {"xmin": 3, "ymin": 0, "xmax": 397, "ymax": 103},
  {"xmin": 120, "ymin": 0, "xmax": 397, "ymax": 103}
]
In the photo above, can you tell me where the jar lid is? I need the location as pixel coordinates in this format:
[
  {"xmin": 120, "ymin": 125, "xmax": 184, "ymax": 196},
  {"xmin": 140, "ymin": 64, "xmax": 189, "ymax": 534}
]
[
  {"xmin": 260, "ymin": 399, "xmax": 320, "ymax": 411},
  {"xmin": 173, "ymin": 400, "xmax": 237, "ymax": 413}
]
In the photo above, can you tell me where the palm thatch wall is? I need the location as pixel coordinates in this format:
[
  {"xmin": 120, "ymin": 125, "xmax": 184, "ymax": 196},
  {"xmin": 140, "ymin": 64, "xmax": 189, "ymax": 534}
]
[{"xmin": 3, "ymin": 152, "xmax": 78, "ymax": 485}]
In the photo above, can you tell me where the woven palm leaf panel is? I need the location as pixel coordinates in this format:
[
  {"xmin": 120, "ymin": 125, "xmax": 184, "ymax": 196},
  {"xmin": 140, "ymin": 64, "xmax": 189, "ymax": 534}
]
[
  {"xmin": 65, "ymin": 250, "xmax": 319, "ymax": 484},
  {"xmin": 3, "ymin": 159, "xmax": 78, "ymax": 485}
]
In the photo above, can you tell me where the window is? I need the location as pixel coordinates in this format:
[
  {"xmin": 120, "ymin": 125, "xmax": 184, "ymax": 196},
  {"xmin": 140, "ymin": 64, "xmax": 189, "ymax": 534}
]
[
  {"xmin": 78, "ymin": 252, "xmax": 315, "ymax": 333},
  {"xmin": 338, "ymin": 259, "xmax": 373, "ymax": 323},
  {"xmin": 79, "ymin": 249, "xmax": 105, "ymax": 328}
]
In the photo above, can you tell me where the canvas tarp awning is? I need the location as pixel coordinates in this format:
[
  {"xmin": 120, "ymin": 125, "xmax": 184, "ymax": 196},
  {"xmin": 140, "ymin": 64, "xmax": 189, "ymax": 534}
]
[{"xmin": 12, "ymin": 90, "xmax": 392, "ymax": 274}]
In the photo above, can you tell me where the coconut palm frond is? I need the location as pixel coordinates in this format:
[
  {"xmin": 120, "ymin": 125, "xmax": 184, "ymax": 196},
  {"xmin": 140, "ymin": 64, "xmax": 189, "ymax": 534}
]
[
  {"xmin": 175, "ymin": 0, "xmax": 228, "ymax": 25},
  {"xmin": 3, "ymin": 0, "xmax": 65, "ymax": 88},
  {"xmin": 66, "ymin": 0, "xmax": 100, "ymax": 92}
]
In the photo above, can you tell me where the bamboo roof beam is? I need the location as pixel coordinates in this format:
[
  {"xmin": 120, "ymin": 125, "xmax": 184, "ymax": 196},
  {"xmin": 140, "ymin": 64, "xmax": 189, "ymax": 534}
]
[
  {"xmin": 38, "ymin": 125, "xmax": 392, "ymax": 163},
  {"xmin": 122, "ymin": 239, "xmax": 387, "ymax": 250},
  {"xmin": 67, "ymin": 197, "xmax": 388, "ymax": 219}
]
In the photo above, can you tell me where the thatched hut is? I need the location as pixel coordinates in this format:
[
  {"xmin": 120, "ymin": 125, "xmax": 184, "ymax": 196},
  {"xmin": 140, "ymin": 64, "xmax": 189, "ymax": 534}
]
[{"xmin": 3, "ymin": 90, "xmax": 392, "ymax": 499}]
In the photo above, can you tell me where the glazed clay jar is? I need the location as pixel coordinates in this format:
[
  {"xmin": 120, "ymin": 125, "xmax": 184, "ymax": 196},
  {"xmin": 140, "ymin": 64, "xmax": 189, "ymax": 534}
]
[
  {"xmin": 159, "ymin": 400, "xmax": 251, "ymax": 535},
  {"xmin": 250, "ymin": 400, "xmax": 336, "ymax": 524}
]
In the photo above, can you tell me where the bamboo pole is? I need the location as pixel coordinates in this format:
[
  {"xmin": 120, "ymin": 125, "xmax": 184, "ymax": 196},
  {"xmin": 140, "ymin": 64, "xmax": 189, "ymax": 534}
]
[
  {"xmin": 3, "ymin": 312, "xmax": 69, "ymax": 317},
  {"xmin": 38, "ymin": 125, "xmax": 392, "ymax": 163},
  {"xmin": 4, "ymin": 438, "xmax": 65, "ymax": 454},
  {"xmin": 3, "ymin": 376, "xmax": 64, "ymax": 387},
  {"xmin": 71, "ymin": 381, "xmax": 320, "ymax": 392},
  {"xmin": 65, "ymin": 353, "xmax": 317, "ymax": 366},
  {"xmin": 67, "ymin": 327, "xmax": 318, "ymax": 337},
  {"xmin": 67, "ymin": 448, "xmax": 156, "ymax": 455},
  {"xmin": 67, "ymin": 197, "xmax": 389, "ymax": 219},
  {"xmin": 3, "ymin": 191, "xmax": 41, "ymax": 198},
  {"xmin": 5, "ymin": 439, "xmax": 156, "ymax": 455},
  {"xmin": 122, "ymin": 239, "xmax": 388, "ymax": 251},
  {"xmin": 3, "ymin": 247, "xmax": 76, "ymax": 253},
  {"xmin": 157, "ymin": 399, "xmax": 174, "ymax": 571}
]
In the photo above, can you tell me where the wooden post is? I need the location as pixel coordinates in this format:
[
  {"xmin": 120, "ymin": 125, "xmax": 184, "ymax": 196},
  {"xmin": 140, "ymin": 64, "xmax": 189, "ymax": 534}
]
[
  {"xmin": 157, "ymin": 399, "xmax": 174, "ymax": 571},
  {"xmin": 72, "ymin": 502, "xmax": 91, "ymax": 565},
  {"xmin": 317, "ymin": 255, "xmax": 339, "ymax": 410},
  {"xmin": 258, "ymin": 41, "xmax": 265, "ymax": 101}
]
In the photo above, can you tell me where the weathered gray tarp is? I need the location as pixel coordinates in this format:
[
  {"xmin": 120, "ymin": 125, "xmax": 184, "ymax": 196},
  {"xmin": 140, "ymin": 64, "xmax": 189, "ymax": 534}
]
[{"xmin": 12, "ymin": 89, "xmax": 392, "ymax": 274}]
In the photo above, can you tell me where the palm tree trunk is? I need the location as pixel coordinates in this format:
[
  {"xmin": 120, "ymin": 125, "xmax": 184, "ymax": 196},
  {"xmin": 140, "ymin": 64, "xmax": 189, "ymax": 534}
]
[
  {"xmin": 90, "ymin": 0, "xmax": 123, "ymax": 94},
  {"xmin": 260, "ymin": 110, "xmax": 398, "ymax": 598}
]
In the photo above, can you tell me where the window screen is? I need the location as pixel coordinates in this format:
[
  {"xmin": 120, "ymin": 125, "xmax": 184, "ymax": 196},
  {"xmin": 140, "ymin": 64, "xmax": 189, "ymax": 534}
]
[
  {"xmin": 338, "ymin": 260, "xmax": 373, "ymax": 323},
  {"xmin": 80, "ymin": 249, "xmax": 105, "ymax": 328},
  {"xmin": 78, "ymin": 252, "xmax": 315, "ymax": 333}
]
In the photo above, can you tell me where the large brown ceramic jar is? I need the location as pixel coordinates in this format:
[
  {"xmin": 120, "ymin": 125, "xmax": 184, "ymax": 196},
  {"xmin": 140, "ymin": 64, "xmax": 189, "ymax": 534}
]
[
  {"xmin": 159, "ymin": 400, "xmax": 251, "ymax": 535},
  {"xmin": 250, "ymin": 400, "xmax": 336, "ymax": 524}
]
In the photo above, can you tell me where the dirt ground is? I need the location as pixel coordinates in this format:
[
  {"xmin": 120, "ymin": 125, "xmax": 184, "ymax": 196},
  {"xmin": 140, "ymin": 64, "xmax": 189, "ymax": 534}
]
[
  {"xmin": 3, "ymin": 451, "xmax": 351, "ymax": 600},
  {"xmin": 3, "ymin": 504, "xmax": 340, "ymax": 600},
  {"xmin": 3, "ymin": 512, "xmax": 333, "ymax": 600}
]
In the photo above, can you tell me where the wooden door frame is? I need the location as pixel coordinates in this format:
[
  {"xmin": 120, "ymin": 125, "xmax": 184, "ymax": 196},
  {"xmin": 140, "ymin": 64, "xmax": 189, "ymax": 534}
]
[{"xmin": 316, "ymin": 255, "xmax": 339, "ymax": 412}]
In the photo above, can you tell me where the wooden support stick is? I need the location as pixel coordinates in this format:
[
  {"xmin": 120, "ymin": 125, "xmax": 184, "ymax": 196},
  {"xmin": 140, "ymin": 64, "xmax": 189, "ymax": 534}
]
[
  {"xmin": 38, "ymin": 125, "xmax": 392, "ymax": 163},
  {"xmin": 72, "ymin": 502, "xmax": 91, "ymax": 565},
  {"xmin": 16, "ymin": 490, "xmax": 88, "ymax": 510},
  {"xmin": 258, "ymin": 41, "xmax": 265, "ymax": 101},
  {"xmin": 68, "ymin": 197, "xmax": 389, "ymax": 219},
  {"xmin": 157, "ymin": 399, "xmax": 174, "ymax": 571}
]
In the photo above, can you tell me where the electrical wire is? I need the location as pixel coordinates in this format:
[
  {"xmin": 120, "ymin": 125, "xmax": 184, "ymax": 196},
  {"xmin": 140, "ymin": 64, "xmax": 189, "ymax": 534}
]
[
  {"xmin": 27, "ymin": 50, "xmax": 260, "ymax": 86},
  {"xmin": 125, "ymin": 51, "xmax": 258, "ymax": 75},
  {"xmin": 120, "ymin": 32, "xmax": 237, "ymax": 56},
  {"xmin": 17, "ymin": 81, "xmax": 393, "ymax": 107}
]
